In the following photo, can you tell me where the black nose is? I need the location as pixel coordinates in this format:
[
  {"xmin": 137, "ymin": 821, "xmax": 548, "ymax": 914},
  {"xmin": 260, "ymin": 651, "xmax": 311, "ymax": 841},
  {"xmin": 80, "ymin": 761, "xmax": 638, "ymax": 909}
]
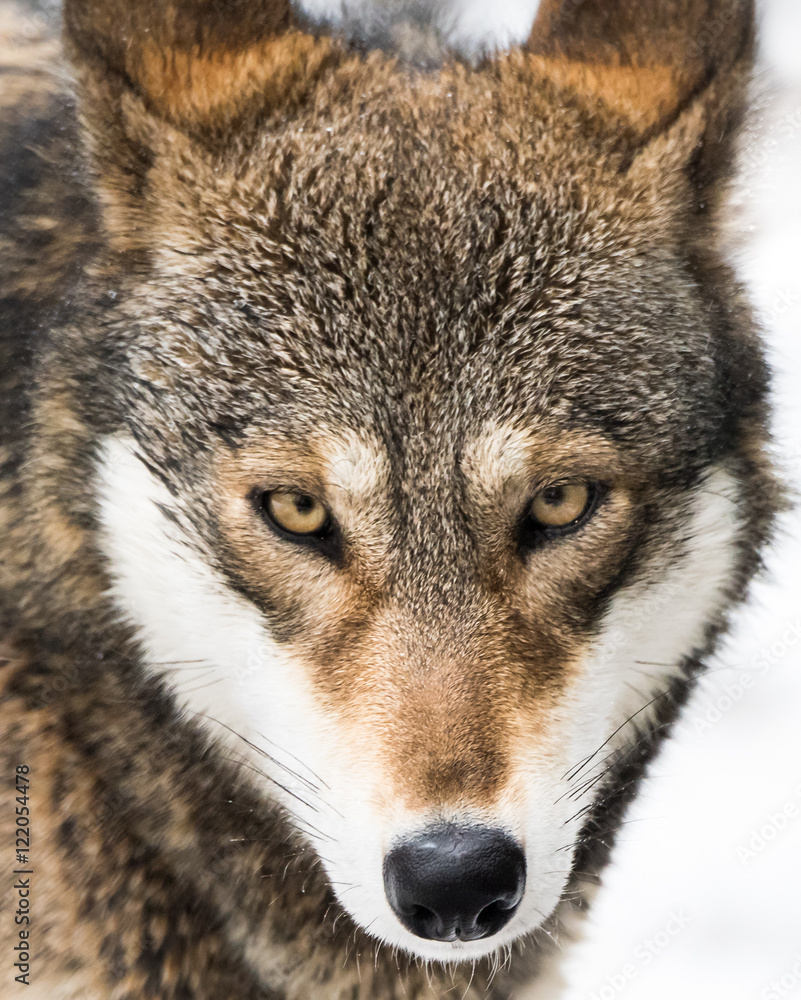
[{"xmin": 383, "ymin": 824, "xmax": 526, "ymax": 942}]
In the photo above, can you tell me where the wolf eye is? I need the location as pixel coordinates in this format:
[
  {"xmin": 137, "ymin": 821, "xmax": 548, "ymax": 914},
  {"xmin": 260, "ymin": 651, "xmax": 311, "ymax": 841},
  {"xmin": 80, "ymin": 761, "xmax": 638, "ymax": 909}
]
[
  {"xmin": 530, "ymin": 483, "xmax": 590, "ymax": 528},
  {"xmin": 262, "ymin": 490, "xmax": 330, "ymax": 537},
  {"xmin": 524, "ymin": 480, "xmax": 602, "ymax": 540}
]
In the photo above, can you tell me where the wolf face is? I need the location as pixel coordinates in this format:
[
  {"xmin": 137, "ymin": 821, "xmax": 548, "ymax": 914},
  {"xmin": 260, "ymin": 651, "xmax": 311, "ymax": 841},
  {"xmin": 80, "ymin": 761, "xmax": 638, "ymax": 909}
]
[{"xmin": 47, "ymin": 0, "xmax": 773, "ymax": 971}]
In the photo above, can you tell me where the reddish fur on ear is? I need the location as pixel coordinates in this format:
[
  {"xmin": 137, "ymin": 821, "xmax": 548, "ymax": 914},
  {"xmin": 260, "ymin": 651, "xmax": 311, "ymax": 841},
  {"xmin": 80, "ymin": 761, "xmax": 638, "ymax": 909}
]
[
  {"xmin": 62, "ymin": 0, "xmax": 341, "ymax": 252},
  {"xmin": 526, "ymin": 0, "xmax": 754, "ymax": 132},
  {"xmin": 63, "ymin": 0, "xmax": 334, "ymax": 129}
]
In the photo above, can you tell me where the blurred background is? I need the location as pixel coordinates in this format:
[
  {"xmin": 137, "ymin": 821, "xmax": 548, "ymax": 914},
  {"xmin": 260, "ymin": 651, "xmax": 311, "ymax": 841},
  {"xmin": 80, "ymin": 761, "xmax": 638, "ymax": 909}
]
[{"xmin": 2, "ymin": 1, "xmax": 799, "ymax": 997}]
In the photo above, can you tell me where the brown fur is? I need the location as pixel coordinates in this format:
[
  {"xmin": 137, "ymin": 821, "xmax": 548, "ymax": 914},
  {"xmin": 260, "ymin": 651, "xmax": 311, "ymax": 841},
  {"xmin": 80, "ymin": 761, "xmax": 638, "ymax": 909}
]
[{"xmin": 0, "ymin": 0, "xmax": 779, "ymax": 996}]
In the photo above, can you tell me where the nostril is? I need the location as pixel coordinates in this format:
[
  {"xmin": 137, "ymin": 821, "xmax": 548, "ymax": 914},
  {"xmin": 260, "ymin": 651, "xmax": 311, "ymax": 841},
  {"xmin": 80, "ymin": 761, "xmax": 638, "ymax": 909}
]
[
  {"xmin": 383, "ymin": 823, "xmax": 526, "ymax": 943},
  {"xmin": 478, "ymin": 899, "xmax": 511, "ymax": 925}
]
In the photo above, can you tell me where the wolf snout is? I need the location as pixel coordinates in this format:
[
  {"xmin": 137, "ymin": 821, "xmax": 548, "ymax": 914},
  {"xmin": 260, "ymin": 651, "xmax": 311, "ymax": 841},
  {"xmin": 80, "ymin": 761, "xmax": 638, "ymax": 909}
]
[{"xmin": 382, "ymin": 824, "xmax": 526, "ymax": 942}]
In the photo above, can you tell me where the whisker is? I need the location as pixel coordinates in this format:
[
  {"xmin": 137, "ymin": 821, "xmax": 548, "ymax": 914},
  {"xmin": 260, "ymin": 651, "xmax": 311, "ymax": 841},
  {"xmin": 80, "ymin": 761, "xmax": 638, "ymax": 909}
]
[
  {"xmin": 149, "ymin": 659, "xmax": 209, "ymax": 667},
  {"xmin": 216, "ymin": 751, "xmax": 323, "ymax": 816},
  {"xmin": 255, "ymin": 729, "xmax": 331, "ymax": 791},
  {"xmin": 563, "ymin": 688, "xmax": 671, "ymax": 784},
  {"xmin": 205, "ymin": 714, "xmax": 323, "ymax": 792},
  {"xmin": 182, "ymin": 678, "xmax": 225, "ymax": 694},
  {"xmin": 183, "ymin": 713, "xmax": 347, "ymax": 825}
]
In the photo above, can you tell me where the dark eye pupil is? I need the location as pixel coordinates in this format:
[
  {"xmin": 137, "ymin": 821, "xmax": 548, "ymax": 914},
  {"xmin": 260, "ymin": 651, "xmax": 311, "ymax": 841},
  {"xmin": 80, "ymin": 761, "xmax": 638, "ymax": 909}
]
[
  {"xmin": 294, "ymin": 494, "xmax": 315, "ymax": 513},
  {"xmin": 542, "ymin": 486, "xmax": 565, "ymax": 506}
]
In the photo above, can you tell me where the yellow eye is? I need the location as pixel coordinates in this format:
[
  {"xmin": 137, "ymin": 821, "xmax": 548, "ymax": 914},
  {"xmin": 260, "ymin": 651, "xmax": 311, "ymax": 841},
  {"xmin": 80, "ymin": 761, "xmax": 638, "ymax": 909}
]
[
  {"xmin": 529, "ymin": 482, "xmax": 593, "ymax": 529},
  {"xmin": 264, "ymin": 490, "xmax": 329, "ymax": 536}
]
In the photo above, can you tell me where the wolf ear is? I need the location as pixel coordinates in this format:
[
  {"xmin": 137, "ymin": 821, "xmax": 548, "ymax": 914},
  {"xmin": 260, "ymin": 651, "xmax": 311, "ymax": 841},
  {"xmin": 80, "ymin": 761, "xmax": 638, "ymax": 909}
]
[
  {"xmin": 63, "ymin": 0, "xmax": 333, "ymax": 131},
  {"xmin": 526, "ymin": 0, "xmax": 754, "ymax": 181},
  {"xmin": 63, "ymin": 0, "xmax": 335, "ymax": 249}
]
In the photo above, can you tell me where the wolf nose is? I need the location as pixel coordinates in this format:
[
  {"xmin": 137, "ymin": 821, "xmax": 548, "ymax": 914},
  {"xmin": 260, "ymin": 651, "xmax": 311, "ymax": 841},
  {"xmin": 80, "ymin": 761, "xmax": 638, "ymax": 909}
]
[{"xmin": 383, "ymin": 824, "xmax": 526, "ymax": 942}]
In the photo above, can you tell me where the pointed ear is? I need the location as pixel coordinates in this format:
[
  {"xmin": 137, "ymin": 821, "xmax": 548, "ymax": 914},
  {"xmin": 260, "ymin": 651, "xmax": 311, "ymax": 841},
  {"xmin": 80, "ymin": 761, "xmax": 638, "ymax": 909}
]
[
  {"xmin": 63, "ymin": 0, "xmax": 335, "ymax": 131},
  {"xmin": 526, "ymin": 0, "xmax": 754, "ymax": 141},
  {"xmin": 63, "ymin": 0, "xmax": 337, "ymax": 251}
]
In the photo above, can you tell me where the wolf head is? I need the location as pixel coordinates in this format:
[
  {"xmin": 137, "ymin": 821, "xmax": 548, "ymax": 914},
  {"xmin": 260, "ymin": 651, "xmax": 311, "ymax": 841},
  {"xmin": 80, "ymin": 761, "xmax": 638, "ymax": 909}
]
[{"xmin": 61, "ymin": 0, "xmax": 774, "ymax": 964}]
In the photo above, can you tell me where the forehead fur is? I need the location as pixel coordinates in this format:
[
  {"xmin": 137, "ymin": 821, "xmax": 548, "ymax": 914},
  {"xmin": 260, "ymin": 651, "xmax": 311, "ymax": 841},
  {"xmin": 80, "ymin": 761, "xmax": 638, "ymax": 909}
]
[{"xmin": 117, "ymin": 52, "xmax": 753, "ymax": 483}]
